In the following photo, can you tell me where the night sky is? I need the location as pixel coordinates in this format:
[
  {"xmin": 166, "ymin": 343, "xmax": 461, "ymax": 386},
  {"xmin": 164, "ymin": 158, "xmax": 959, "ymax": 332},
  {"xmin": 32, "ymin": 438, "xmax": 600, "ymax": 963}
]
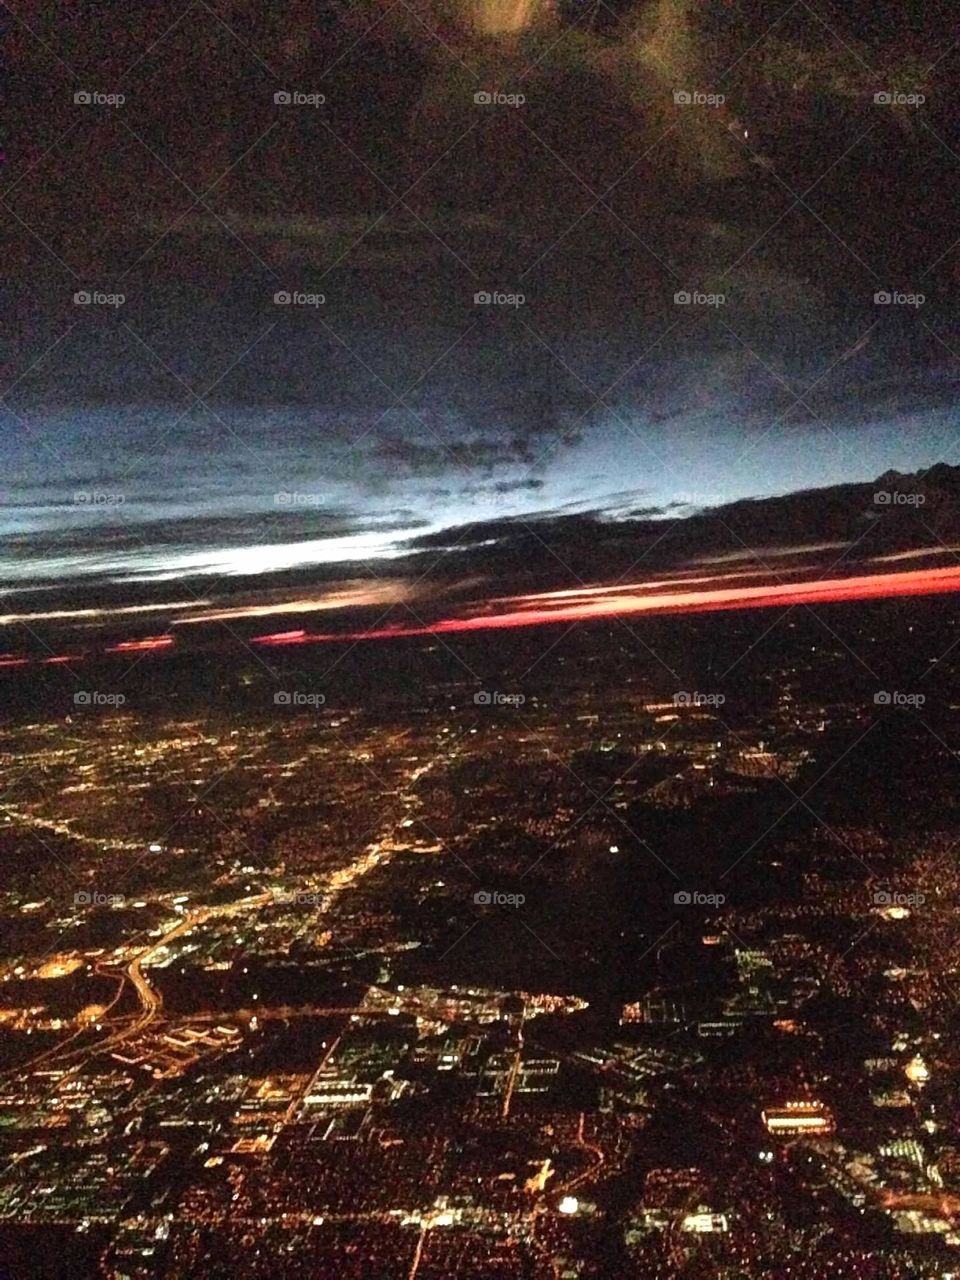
[{"xmin": 2, "ymin": 0, "xmax": 959, "ymax": 648}]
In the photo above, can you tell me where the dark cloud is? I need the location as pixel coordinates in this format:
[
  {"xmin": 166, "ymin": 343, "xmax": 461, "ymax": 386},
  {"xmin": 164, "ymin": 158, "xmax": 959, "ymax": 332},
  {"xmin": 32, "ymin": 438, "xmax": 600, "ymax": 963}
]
[
  {"xmin": 452, "ymin": 478, "xmax": 546, "ymax": 498},
  {"xmin": 400, "ymin": 463, "xmax": 960, "ymax": 584},
  {"xmin": 367, "ymin": 431, "xmax": 539, "ymax": 477},
  {"xmin": 622, "ymin": 502, "xmax": 690, "ymax": 517}
]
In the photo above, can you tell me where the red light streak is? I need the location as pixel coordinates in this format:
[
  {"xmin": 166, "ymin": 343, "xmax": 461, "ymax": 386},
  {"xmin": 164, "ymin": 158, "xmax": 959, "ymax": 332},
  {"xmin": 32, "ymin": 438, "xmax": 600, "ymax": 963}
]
[
  {"xmin": 2, "ymin": 564, "xmax": 959, "ymax": 671},
  {"xmin": 249, "ymin": 629, "xmax": 308, "ymax": 646},
  {"xmin": 250, "ymin": 565, "xmax": 960, "ymax": 646}
]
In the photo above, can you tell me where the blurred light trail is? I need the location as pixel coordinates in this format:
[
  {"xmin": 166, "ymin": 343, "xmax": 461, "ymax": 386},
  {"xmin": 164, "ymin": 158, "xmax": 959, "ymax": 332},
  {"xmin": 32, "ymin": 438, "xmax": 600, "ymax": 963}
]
[{"xmin": 251, "ymin": 564, "xmax": 960, "ymax": 646}]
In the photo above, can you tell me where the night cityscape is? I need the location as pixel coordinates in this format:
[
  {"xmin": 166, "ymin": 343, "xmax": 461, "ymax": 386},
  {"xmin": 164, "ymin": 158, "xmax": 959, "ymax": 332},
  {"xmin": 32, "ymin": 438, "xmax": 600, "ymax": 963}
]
[{"xmin": 2, "ymin": 1, "xmax": 960, "ymax": 1277}]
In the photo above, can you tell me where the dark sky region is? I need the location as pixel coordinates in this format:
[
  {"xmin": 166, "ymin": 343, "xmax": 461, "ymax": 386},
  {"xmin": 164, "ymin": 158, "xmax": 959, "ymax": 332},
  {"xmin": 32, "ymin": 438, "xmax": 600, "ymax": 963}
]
[{"xmin": 1, "ymin": 0, "xmax": 959, "ymax": 653}]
